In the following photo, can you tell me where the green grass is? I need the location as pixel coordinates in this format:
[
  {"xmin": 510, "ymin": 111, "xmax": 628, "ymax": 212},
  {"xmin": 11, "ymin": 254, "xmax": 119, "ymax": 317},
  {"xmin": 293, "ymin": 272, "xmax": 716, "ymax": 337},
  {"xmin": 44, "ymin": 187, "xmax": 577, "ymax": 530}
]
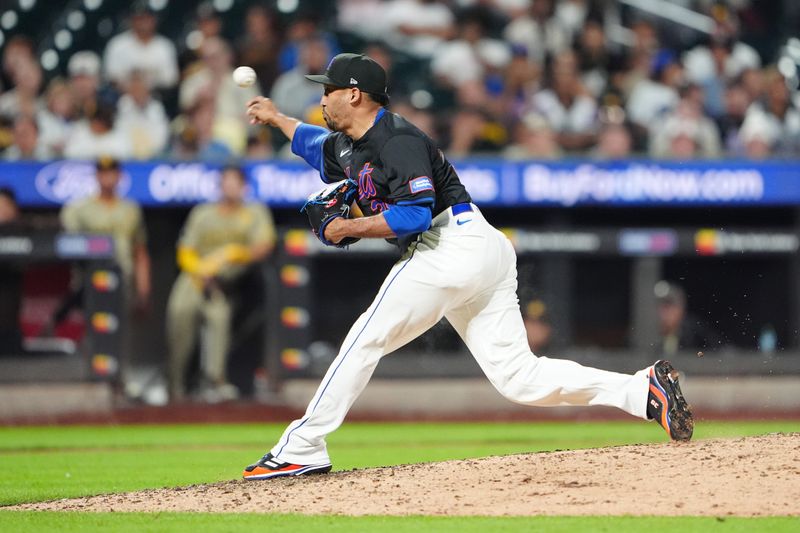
[
  {"xmin": 0, "ymin": 420, "xmax": 797, "ymax": 531},
  {"xmin": 0, "ymin": 513, "xmax": 798, "ymax": 533}
]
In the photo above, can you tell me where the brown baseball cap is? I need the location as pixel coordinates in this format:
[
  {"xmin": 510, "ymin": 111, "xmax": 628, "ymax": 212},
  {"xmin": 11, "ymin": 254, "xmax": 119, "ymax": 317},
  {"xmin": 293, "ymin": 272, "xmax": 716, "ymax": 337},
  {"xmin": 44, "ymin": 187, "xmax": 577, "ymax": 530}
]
[{"xmin": 96, "ymin": 156, "xmax": 121, "ymax": 171}]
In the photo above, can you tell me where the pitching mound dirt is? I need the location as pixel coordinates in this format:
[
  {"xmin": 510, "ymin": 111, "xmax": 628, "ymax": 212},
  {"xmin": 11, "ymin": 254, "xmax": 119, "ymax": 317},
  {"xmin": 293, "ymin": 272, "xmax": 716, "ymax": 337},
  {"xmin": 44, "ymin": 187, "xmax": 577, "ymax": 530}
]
[{"xmin": 10, "ymin": 433, "xmax": 800, "ymax": 516}]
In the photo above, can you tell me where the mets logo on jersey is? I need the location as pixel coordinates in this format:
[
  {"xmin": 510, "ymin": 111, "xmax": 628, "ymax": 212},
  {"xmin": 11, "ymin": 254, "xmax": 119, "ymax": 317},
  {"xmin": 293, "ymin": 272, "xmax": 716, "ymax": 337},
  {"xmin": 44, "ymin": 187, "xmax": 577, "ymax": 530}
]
[
  {"xmin": 409, "ymin": 176, "xmax": 434, "ymax": 194},
  {"xmin": 357, "ymin": 162, "xmax": 377, "ymax": 200}
]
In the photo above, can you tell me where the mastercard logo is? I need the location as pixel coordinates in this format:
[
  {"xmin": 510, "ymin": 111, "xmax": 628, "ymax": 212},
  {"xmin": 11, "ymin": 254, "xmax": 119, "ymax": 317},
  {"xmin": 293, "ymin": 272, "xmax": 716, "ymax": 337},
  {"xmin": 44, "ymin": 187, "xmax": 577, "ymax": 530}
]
[
  {"xmin": 280, "ymin": 265, "xmax": 310, "ymax": 287},
  {"xmin": 91, "ymin": 312, "xmax": 119, "ymax": 333},
  {"xmin": 91, "ymin": 353, "xmax": 118, "ymax": 377},
  {"xmin": 281, "ymin": 348, "xmax": 307, "ymax": 370},
  {"xmin": 695, "ymin": 229, "xmax": 720, "ymax": 256},
  {"xmin": 285, "ymin": 229, "xmax": 310, "ymax": 256},
  {"xmin": 91, "ymin": 270, "xmax": 119, "ymax": 292},
  {"xmin": 281, "ymin": 307, "xmax": 310, "ymax": 328}
]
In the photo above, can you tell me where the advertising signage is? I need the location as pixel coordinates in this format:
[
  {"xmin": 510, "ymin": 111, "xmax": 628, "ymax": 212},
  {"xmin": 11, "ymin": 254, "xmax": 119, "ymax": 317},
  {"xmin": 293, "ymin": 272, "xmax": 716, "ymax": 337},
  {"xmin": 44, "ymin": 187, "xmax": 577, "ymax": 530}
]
[{"xmin": 2, "ymin": 159, "xmax": 799, "ymax": 208}]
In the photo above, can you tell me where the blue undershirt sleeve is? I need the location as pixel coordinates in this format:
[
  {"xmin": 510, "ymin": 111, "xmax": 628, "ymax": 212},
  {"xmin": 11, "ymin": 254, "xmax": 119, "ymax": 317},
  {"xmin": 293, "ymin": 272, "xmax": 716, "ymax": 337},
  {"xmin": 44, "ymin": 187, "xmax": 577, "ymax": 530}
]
[
  {"xmin": 383, "ymin": 204, "xmax": 432, "ymax": 236},
  {"xmin": 290, "ymin": 123, "xmax": 330, "ymax": 172}
]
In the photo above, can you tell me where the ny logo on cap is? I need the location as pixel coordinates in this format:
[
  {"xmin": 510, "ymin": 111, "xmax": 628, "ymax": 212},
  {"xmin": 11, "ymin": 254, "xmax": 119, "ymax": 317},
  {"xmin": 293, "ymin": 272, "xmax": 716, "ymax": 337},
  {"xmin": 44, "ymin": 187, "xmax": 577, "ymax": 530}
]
[{"xmin": 350, "ymin": 77, "xmax": 358, "ymax": 84}]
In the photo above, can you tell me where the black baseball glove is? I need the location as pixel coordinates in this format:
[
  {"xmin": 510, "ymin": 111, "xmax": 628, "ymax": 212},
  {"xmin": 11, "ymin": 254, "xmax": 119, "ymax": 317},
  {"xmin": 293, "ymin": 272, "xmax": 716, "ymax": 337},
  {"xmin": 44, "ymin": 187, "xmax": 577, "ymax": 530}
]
[{"xmin": 301, "ymin": 179, "xmax": 360, "ymax": 247}]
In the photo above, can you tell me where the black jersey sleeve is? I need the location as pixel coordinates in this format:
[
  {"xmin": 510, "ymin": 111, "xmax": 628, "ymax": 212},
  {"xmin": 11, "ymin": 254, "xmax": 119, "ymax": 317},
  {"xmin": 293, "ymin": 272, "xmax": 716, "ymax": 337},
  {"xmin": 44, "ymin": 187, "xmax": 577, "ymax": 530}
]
[
  {"xmin": 320, "ymin": 133, "xmax": 352, "ymax": 183},
  {"xmin": 379, "ymin": 135, "xmax": 436, "ymax": 206}
]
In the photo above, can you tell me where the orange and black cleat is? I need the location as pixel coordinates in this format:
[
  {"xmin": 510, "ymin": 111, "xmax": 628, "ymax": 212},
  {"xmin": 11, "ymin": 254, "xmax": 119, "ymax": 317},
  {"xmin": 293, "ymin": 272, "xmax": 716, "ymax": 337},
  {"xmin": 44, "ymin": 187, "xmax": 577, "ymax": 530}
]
[
  {"xmin": 243, "ymin": 453, "xmax": 332, "ymax": 480},
  {"xmin": 647, "ymin": 360, "xmax": 694, "ymax": 441}
]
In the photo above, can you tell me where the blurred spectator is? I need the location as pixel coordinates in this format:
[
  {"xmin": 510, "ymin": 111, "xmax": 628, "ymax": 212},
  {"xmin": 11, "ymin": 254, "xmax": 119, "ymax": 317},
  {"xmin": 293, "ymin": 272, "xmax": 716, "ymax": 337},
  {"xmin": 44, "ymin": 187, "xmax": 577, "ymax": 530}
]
[
  {"xmin": 116, "ymin": 70, "xmax": 170, "ymax": 159},
  {"xmin": 245, "ymin": 128, "xmax": 274, "ymax": 160},
  {"xmin": 523, "ymin": 299, "xmax": 553, "ymax": 354},
  {"xmin": 530, "ymin": 50, "xmax": 598, "ymax": 151},
  {"xmin": 169, "ymin": 100, "xmax": 232, "ymax": 161},
  {"xmin": 704, "ymin": 37, "xmax": 735, "ymax": 118},
  {"xmin": 180, "ymin": 2, "xmax": 225, "ymax": 68},
  {"xmin": 1, "ymin": 35, "xmax": 35, "ymax": 91},
  {"xmin": 654, "ymin": 281, "xmax": 722, "ymax": 356},
  {"xmin": 60, "ymin": 157, "xmax": 151, "ymax": 312},
  {"xmin": 180, "ymin": 37, "xmax": 260, "ymax": 155},
  {"xmin": 67, "ymin": 51, "xmax": 102, "ymax": 120},
  {"xmin": 502, "ymin": 112, "xmax": 562, "ymax": 159},
  {"xmin": 739, "ymin": 70, "xmax": 800, "ymax": 158},
  {"xmin": 338, "ymin": 0, "xmax": 388, "ymax": 42},
  {"xmin": 716, "ymin": 81, "xmax": 751, "ymax": 157},
  {"xmin": 277, "ymin": 13, "xmax": 339, "ymax": 72},
  {"xmin": 574, "ymin": 19, "xmax": 614, "ymax": 98},
  {"xmin": 270, "ymin": 36, "xmax": 331, "ymax": 125},
  {"xmin": 431, "ymin": 8, "xmax": 511, "ymax": 87},
  {"xmin": 614, "ymin": 20, "xmax": 661, "ymax": 99},
  {"xmin": 236, "ymin": 3, "xmax": 281, "ymax": 94},
  {"xmin": 625, "ymin": 52, "xmax": 683, "ymax": 130},
  {"xmin": 649, "ymin": 97, "xmax": 721, "ymax": 159},
  {"xmin": 64, "ymin": 104, "xmax": 132, "ymax": 160},
  {"xmin": 447, "ymin": 83, "xmax": 509, "ymax": 156},
  {"xmin": 381, "ymin": 0, "xmax": 456, "ymax": 59},
  {"xmin": 3, "ymin": 115, "xmax": 52, "ymax": 161},
  {"xmin": 195, "ymin": 2, "xmax": 223, "ymax": 43},
  {"xmin": 0, "ymin": 58, "xmax": 43, "ymax": 119},
  {"xmin": 590, "ymin": 120, "xmax": 633, "ymax": 160},
  {"xmin": 37, "ymin": 78, "xmax": 76, "ymax": 157},
  {"xmin": 361, "ymin": 42, "xmax": 408, "ymax": 99},
  {"xmin": 555, "ymin": 0, "xmax": 589, "ymax": 36},
  {"xmin": 103, "ymin": 3, "xmax": 179, "ymax": 90},
  {"xmin": 166, "ymin": 165, "xmax": 276, "ymax": 402},
  {"xmin": 0, "ymin": 187, "xmax": 23, "ymax": 355},
  {"xmin": 740, "ymin": 67, "xmax": 765, "ymax": 103},
  {"xmin": 504, "ymin": 0, "xmax": 570, "ymax": 64},
  {"xmin": 683, "ymin": 26, "xmax": 760, "ymax": 89},
  {"xmin": 500, "ymin": 47, "xmax": 541, "ymax": 118},
  {"xmin": 390, "ymin": 100, "xmax": 438, "ymax": 140},
  {"xmin": 683, "ymin": 35, "xmax": 757, "ymax": 119}
]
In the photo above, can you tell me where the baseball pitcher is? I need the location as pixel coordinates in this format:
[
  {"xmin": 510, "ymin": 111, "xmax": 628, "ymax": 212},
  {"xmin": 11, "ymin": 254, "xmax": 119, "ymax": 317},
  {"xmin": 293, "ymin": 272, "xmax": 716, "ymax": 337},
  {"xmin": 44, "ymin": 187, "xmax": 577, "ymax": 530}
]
[{"xmin": 242, "ymin": 53, "xmax": 693, "ymax": 480}]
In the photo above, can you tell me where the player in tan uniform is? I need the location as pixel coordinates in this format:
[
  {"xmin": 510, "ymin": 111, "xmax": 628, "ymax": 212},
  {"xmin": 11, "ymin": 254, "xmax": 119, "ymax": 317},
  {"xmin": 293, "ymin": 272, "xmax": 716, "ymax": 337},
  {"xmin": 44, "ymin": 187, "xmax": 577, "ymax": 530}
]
[
  {"xmin": 166, "ymin": 165, "xmax": 276, "ymax": 402},
  {"xmin": 59, "ymin": 157, "xmax": 151, "ymax": 396},
  {"xmin": 60, "ymin": 156, "xmax": 151, "ymax": 308}
]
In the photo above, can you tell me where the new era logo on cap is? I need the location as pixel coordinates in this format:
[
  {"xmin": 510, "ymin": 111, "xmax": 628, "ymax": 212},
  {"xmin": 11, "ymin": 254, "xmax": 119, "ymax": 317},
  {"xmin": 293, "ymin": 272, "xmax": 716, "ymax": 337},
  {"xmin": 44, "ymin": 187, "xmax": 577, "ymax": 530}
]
[{"xmin": 305, "ymin": 53, "xmax": 387, "ymax": 96}]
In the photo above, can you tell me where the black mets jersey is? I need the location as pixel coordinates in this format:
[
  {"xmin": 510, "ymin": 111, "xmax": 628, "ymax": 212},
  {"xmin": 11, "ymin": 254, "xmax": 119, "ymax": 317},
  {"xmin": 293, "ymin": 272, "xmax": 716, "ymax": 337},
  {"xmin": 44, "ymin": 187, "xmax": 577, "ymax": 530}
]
[{"xmin": 319, "ymin": 110, "xmax": 472, "ymax": 220}]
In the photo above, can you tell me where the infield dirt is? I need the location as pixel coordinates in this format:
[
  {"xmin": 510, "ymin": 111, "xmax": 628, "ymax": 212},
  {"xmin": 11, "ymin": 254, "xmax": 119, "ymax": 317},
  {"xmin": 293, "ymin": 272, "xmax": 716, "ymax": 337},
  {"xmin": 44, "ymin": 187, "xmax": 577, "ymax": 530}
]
[{"xmin": 12, "ymin": 433, "xmax": 800, "ymax": 516}]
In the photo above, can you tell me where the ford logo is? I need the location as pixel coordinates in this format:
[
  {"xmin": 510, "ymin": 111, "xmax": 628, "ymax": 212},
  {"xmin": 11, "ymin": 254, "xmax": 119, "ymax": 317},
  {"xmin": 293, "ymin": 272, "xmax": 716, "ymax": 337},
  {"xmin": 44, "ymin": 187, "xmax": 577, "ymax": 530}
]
[{"xmin": 34, "ymin": 161, "xmax": 131, "ymax": 204}]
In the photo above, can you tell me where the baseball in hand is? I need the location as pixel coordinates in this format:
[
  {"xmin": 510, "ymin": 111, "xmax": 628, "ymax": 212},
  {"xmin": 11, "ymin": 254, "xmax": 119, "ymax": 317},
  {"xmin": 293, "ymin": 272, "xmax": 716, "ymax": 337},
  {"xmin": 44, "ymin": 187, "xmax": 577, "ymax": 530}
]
[{"xmin": 233, "ymin": 66, "xmax": 257, "ymax": 88}]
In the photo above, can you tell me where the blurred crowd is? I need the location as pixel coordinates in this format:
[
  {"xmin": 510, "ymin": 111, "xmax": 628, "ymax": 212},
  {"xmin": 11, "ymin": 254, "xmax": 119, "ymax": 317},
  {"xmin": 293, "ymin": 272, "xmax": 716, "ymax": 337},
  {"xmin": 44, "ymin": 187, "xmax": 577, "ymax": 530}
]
[{"xmin": 0, "ymin": 0, "xmax": 799, "ymax": 162}]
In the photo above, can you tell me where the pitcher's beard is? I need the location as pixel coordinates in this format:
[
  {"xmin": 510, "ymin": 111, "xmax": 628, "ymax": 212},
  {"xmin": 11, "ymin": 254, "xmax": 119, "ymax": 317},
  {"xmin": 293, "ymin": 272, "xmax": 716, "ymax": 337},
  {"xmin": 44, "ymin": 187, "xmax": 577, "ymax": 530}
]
[{"xmin": 322, "ymin": 109, "xmax": 338, "ymax": 131}]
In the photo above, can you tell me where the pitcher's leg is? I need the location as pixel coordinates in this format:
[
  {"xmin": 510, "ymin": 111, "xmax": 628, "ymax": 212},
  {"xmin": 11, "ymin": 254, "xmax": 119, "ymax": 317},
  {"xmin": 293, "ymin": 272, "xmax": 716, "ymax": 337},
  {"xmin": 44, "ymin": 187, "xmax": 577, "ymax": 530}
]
[
  {"xmin": 447, "ymin": 276, "xmax": 650, "ymax": 419},
  {"xmin": 271, "ymin": 252, "xmax": 454, "ymax": 465}
]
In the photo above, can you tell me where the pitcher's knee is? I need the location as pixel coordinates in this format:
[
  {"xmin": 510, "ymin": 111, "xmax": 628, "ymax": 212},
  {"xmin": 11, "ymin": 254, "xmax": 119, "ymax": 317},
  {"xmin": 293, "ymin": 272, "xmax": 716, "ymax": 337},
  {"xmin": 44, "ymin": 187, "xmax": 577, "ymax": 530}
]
[{"xmin": 489, "ymin": 355, "xmax": 544, "ymax": 401}]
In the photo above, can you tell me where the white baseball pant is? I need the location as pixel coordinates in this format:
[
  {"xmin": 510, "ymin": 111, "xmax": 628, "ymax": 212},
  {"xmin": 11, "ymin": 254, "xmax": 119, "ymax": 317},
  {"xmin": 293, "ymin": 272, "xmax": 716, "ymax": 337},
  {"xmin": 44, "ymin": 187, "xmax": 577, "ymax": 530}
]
[{"xmin": 271, "ymin": 204, "xmax": 651, "ymax": 465}]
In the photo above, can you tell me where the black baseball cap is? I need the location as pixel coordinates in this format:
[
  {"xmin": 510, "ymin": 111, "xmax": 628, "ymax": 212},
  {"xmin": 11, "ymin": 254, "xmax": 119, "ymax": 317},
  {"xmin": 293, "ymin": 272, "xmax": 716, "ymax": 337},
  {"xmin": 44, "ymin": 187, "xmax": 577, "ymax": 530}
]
[
  {"xmin": 305, "ymin": 53, "xmax": 387, "ymax": 97},
  {"xmin": 130, "ymin": 1, "xmax": 156, "ymax": 16}
]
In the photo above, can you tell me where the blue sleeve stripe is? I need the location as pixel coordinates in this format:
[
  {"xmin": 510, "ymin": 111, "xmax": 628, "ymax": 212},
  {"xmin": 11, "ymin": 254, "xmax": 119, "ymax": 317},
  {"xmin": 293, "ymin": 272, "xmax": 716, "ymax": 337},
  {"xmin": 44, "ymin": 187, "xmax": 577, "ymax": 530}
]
[
  {"xmin": 383, "ymin": 205, "xmax": 432, "ymax": 236},
  {"xmin": 396, "ymin": 198, "xmax": 435, "ymax": 206},
  {"xmin": 291, "ymin": 123, "xmax": 329, "ymax": 173}
]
